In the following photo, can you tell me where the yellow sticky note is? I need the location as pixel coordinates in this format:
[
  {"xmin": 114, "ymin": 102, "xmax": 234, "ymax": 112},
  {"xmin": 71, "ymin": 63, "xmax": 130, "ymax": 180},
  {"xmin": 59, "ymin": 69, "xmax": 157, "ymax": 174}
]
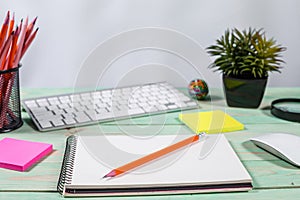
[{"xmin": 179, "ymin": 110, "xmax": 244, "ymax": 134}]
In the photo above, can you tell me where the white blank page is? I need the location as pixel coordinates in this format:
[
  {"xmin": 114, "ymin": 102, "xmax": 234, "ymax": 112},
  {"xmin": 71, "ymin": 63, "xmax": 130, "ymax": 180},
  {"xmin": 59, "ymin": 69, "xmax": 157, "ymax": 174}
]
[{"xmin": 70, "ymin": 134, "xmax": 251, "ymax": 188}]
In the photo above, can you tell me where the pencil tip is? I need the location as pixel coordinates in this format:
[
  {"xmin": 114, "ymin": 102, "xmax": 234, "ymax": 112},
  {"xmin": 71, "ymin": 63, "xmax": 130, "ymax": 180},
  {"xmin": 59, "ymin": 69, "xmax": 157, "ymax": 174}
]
[
  {"xmin": 103, "ymin": 170, "xmax": 116, "ymax": 178},
  {"xmin": 33, "ymin": 16, "xmax": 38, "ymax": 24},
  {"xmin": 24, "ymin": 16, "xmax": 28, "ymax": 24},
  {"xmin": 4, "ymin": 11, "xmax": 10, "ymax": 23}
]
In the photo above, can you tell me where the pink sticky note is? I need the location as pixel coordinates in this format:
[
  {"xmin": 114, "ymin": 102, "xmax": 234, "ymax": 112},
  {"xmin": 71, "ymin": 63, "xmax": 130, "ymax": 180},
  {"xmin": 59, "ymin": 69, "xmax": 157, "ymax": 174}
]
[{"xmin": 0, "ymin": 138, "xmax": 53, "ymax": 171}]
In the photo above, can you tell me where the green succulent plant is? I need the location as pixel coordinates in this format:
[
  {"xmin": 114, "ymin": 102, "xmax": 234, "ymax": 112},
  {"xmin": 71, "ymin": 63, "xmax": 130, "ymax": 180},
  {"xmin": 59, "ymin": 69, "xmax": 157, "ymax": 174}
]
[{"xmin": 206, "ymin": 28, "xmax": 286, "ymax": 78}]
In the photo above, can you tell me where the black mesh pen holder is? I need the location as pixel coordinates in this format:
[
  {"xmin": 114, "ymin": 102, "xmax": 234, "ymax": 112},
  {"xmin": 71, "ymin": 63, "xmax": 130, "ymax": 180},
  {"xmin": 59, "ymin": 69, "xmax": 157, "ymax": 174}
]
[{"xmin": 0, "ymin": 65, "xmax": 23, "ymax": 133}]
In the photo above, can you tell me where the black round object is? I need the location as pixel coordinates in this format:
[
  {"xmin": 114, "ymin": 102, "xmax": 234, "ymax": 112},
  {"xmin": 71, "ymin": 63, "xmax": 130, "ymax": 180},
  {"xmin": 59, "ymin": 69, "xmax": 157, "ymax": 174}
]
[{"xmin": 271, "ymin": 98, "xmax": 300, "ymax": 122}]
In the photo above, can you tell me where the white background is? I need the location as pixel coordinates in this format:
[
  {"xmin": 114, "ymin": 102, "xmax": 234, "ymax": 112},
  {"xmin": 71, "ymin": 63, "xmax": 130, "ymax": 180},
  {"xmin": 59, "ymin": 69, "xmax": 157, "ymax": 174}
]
[{"xmin": 1, "ymin": 0, "xmax": 300, "ymax": 88}]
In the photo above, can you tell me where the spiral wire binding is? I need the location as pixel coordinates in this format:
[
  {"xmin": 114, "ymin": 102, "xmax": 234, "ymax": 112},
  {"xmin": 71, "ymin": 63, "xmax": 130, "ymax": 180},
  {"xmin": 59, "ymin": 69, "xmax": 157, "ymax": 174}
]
[{"xmin": 57, "ymin": 135, "xmax": 78, "ymax": 194}]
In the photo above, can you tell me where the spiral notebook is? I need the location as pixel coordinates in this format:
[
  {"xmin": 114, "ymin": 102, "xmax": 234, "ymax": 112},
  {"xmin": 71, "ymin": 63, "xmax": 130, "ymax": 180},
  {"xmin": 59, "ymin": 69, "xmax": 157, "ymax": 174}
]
[{"xmin": 57, "ymin": 134, "xmax": 252, "ymax": 197}]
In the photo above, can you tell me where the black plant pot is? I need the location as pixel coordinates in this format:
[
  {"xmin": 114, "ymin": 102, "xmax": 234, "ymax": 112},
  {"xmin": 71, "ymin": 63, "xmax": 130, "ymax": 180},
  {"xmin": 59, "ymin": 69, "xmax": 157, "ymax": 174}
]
[{"xmin": 222, "ymin": 74, "xmax": 268, "ymax": 108}]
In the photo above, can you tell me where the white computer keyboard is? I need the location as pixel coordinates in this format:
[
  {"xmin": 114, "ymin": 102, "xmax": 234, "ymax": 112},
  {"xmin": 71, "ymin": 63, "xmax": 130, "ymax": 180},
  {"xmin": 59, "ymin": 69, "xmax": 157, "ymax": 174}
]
[{"xmin": 22, "ymin": 82, "xmax": 198, "ymax": 131}]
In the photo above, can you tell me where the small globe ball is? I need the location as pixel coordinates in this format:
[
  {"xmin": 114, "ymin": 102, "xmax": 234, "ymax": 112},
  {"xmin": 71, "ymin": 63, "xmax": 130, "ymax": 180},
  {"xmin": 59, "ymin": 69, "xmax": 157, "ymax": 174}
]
[{"xmin": 188, "ymin": 79, "xmax": 209, "ymax": 100}]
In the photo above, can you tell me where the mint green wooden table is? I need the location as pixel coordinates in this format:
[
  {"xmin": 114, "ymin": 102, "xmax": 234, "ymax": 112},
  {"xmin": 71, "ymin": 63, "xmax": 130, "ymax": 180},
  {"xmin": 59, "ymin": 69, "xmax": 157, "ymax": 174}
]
[{"xmin": 0, "ymin": 87, "xmax": 300, "ymax": 200}]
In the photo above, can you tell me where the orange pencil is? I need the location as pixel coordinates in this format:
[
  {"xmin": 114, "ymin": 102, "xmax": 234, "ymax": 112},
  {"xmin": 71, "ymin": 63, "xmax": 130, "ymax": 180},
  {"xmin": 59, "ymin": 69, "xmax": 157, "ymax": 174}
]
[
  {"xmin": 8, "ymin": 26, "xmax": 19, "ymax": 69},
  {"xmin": 25, "ymin": 16, "xmax": 37, "ymax": 42},
  {"xmin": 0, "ymin": 11, "xmax": 10, "ymax": 53},
  {"xmin": 21, "ymin": 27, "xmax": 38, "ymax": 59},
  {"xmin": 103, "ymin": 134, "xmax": 202, "ymax": 178},
  {"xmin": 0, "ymin": 32, "xmax": 13, "ymax": 70},
  {"xmin": 13, "ymin": 17, "xmax": 27, "ymax": 68},
  {"xmin": 8, "ymin": 12, "xmax": 14, "ymax": 36}
]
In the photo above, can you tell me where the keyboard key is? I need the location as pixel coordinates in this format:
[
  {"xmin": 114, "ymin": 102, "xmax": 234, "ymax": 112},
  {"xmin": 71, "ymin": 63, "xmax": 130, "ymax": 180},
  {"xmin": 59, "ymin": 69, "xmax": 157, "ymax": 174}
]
[
  {"xmin": 58, "ymin": 104, "xmax": 71, "ymax": 109},
  {"xmin": 156, "ymin": 105, "xmax": 168, "ymax": 111},
  {"xmin": 63, "ymin": 118, "xmax": 76, "ymax": 125},
  {"xmin": 160, "ymin": 100, "xmax": 169, "ymax": 104},
  {"xmin": 143, "ymin": 106, "xmax": 158, "ymax": 113},
  {"xmin": 75, "ymin": 112, "xmax": 91, "ymax": 123},
  {"xmin": 75, "ymin": 106, "xmax": 86, "ymax": 112},
  {"xmin": 30, "ymin": 107, "xmax": 49, "ymax": 115},
  {"xmin": 52, "ymin": 109, "xmax": 66, "ymax": 115},
  {"xmin": 167, "ymin": 104, "xmax": 178, "ymax": 109},
  {"xmin": 128, "ymin": 108, "xmax": 145, "ymax": 115},
  {"xmin": 96, "ymin": 108, "xmax": 108, "ymax": 114},
  {"xmin": 51, "ymin": 119, "xmax": 65, "ymax": 127},
  {"xmin": 187, "ymin": 102, "xmax": 198, "ymax": 106},
  {"xmin": 39, "ymin": 121, "xmax": 53, "ymax": 129},
  {"xmin": 112, "ymin": 110, "xmax": 130, "ymax": 118},
  {"xmin": 96, "ymin": 112, "xmax": 114, "ymax": 120},
  {"xmin": 47, "ymin": 105, "xmax": 58, "ymax": 110},
  {"xmin": 80, "ymin": 93, "xmax": 91, "ymax": 99}
]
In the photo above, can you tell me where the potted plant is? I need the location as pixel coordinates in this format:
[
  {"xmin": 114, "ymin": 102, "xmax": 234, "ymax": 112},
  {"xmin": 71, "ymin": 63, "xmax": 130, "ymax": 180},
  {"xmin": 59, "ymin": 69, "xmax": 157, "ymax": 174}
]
[{"xmin": 207, "ymin": 28, "xmax": 286, "ymax": 108}]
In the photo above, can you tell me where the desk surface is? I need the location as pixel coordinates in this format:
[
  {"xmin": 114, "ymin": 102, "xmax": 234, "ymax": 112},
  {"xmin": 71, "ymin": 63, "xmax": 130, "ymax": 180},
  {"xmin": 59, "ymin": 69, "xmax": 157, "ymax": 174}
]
[{"xmin": 1, "ymin": 87, "xmax": 300, "ymax": 200}]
